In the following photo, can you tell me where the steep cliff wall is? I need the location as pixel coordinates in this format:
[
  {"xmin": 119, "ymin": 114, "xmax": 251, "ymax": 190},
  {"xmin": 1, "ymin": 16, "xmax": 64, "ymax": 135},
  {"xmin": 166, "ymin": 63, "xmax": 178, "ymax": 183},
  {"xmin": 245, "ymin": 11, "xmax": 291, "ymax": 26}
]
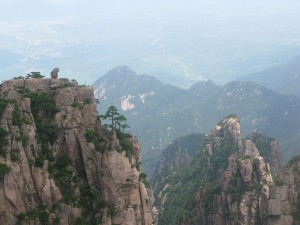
[
  {"xmin": 156, "ymin": 116, "xmax": 299, "ymax": 225},
  {"xmin": 0, "ymin": 77, "xmax": 153, "ymax": 225}
]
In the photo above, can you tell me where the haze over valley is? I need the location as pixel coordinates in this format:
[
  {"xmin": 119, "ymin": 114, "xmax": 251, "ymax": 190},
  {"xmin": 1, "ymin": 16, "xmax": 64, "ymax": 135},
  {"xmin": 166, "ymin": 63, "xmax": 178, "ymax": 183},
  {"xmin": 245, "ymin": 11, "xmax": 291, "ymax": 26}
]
[
  {"xmin": 1, "ymin": 0, "xmax": 300, "ymax": 87},
  {"xmin": 1, "ymin": 1, "xmax": 300, "ymax": 225}
]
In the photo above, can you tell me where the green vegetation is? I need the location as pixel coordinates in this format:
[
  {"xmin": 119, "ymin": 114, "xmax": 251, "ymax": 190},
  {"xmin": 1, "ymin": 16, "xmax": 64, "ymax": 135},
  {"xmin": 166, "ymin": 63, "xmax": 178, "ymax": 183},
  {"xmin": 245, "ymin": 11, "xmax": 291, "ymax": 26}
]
[
  {"xmin": 10, "ymin": 149, "xmax": 20, "ymax": 162},
  {"xmin": 293, "ymin": 195, "xmax": 300, "ymax": 221},
  {"xmin": 139, "ymin": 173, "xmax": 150, "ymax": 188},
  {"xmin": 25, "ymin": 71, "xmax": 45, "ymax": 79},
  {"xmin": 0, "ymin": 163, "xmax": 11, "ymax": 177},
  {"xmin": 248, "ymin": 132, "xmax": 275, "ymax": 160},
  {"xmin": 157, "ymin": 117, "xmax": 241, "ymax": 225},
  {"xmin": 37, "ymin": 122, "xmax": 61, "ymax": 144},
  {"xmin": 12, "ymin": 107, "xmax": 24, "ymax": 126},
  {"xmin": 21, "ymin": 90, "xmax": 59, "ymax": 121},
  {"xmin": 0, "ymin": 127, "xmax": 9, "ymax": 158},
  {"xmin": 100, "ymin": 105, "xmax": 133, "ymax": 156},
  {"xmin": 14, "ymin": 76, "xmax": 25, "ymax": 80},
  {"xmin": 16, "ymin": 209, "xmax": 39, "ymax": 225},
  {"xmin": 85, "ymin": 129, "xmax": 95, "ymax": 142},
  {"xmin": 84, "ymin": 129, "xmax": 108, "ymax": 154},
  {"xmin": 83, "ymin": 98, "xmax": 92, "ymax": 104},
  {"xmin": 16, "ymin": 207, "xmax": 56, "ymax": 225},
  {"xmin": 17, "ymin": 89, "xmax": 61, "ymax": 168},
  {"xmin": 0, "ymin": 98, "xmax": 17, "ymax": 117},
  {"xmin": 0, "ymin": 98, "xmax": 27, "ymax": 127},
  {"xmin": 100, "ymin": 105, "xmax": 129, "ymax": 132},
  {"xmin": 119, "ymin": 138, "xmax": 133, "ymax": 157},
  {"xmin": 33, "ymin": 143, "xmax": 46, "ymax": 161},
  {"xmin": 272, "ymin": 176, "xmax": 285, "ymax": 186},
  {"xmin": 0, "ymin": 83, "xmax": 110, "ymax": 224},
  {"xmin": 72, "ymin": 102, "xmax": 82, "ymax": 109},
  {"xmin": 95, "ymin": 140, "xmax": 106, "ymax": 153},
  {"xmin": 50, "ymin": 154, "xmax": 73, "ymax": 192},
  {"xmin": 261, "ymin": 211, "xmax": 268, "ymax": 220},
  {"xmin": 287, "ymin": 154, "xmax": 300, "ymax": 165}
]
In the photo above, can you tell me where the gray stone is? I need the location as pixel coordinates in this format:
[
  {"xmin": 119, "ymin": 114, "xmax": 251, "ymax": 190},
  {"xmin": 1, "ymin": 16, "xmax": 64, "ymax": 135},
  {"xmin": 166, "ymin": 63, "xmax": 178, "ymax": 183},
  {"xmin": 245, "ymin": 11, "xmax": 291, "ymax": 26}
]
[
  {"xmin": 268, "ymin": 199, "xmax": 282, "ymax": 215},
  {"xmin": 51, "ymin": 67, "xmax": 59, "ymax": 79}
]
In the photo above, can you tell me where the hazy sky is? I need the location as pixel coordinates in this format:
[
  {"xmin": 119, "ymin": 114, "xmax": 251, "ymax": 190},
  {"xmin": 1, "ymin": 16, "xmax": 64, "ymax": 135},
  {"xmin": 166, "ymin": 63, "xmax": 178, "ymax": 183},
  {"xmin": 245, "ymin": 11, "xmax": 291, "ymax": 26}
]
[{"xmin": 1, "ymin": 0, "xmax": 300, "ymax": 85}]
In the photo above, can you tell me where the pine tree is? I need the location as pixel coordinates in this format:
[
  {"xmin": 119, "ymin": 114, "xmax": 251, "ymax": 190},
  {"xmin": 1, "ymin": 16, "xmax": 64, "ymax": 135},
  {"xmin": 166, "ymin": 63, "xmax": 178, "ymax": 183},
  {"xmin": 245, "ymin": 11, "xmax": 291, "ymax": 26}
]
[{"xmin": 100, "ymin": 105, "xmax": 129, "ymax": 132}]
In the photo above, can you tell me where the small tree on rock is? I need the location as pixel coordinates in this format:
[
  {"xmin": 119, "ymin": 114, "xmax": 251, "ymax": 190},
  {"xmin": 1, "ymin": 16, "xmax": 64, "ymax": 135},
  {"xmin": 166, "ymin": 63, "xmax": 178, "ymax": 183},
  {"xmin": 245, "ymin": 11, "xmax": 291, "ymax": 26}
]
[
  {"xmin": 26, "ymin": 72, "xmax": 45, "ymax": 79},
  {"xmin": 100, "ymin": 105, "xmax": 129, "ymax": 132}
]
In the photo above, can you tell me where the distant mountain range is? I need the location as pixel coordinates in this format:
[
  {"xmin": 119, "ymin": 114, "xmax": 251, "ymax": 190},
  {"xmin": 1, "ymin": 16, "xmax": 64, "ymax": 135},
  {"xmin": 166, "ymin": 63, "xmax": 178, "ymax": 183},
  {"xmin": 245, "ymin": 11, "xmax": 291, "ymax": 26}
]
[
  {"xmin": 238, "ymin": 54, "xmax": 300, "ymax": 97},
  {"xmin": 93, "ymin": 66, "xmax": 300, "ymax": 178}
]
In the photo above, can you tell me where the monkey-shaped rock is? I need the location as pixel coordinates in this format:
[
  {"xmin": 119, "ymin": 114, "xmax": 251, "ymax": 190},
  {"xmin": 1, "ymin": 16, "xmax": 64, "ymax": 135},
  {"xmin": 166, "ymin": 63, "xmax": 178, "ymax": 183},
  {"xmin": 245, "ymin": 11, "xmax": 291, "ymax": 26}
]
[{"xmin": 51, "ymin": 68, "xmax": 59, "ymax": 79}]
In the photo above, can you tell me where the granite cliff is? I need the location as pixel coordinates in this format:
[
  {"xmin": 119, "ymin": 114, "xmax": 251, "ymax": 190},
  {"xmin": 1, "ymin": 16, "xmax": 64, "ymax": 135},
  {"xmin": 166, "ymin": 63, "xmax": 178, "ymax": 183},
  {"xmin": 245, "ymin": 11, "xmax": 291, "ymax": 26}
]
[
  {"xmin": 155, "ymin": 116, "xmax": 300, "ymax": 225},
  {"xmin": 0, "ymin": 77, "xmax": 153, "ymax": 225}
]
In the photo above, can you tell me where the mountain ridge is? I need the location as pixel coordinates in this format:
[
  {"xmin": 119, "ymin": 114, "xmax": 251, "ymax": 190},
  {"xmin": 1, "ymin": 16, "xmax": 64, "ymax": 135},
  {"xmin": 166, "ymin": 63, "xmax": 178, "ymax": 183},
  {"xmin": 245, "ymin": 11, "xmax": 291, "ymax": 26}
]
[
  {"xmin": 238, "ymin": 54, "xmax": 300, "ymax": 97},
  {"xmin": 93, "ymin": 66, "xmax": 300, "ymax": 178}
]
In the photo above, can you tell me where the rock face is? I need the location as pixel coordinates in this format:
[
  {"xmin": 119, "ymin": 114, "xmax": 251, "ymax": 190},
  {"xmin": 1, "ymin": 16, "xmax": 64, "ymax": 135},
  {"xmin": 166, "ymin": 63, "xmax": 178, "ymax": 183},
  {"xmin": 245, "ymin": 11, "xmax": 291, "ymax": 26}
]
[
  {"xmin": 156, "ymin": 116, "xmax": 300, "ymax": 225},
  {"xmin": 0, "ymin": 77, "xmax": 153, "ymax": 225},
  {"xmin": 181, "ymin": 117, "xmax": 298, "ymax": 225}
]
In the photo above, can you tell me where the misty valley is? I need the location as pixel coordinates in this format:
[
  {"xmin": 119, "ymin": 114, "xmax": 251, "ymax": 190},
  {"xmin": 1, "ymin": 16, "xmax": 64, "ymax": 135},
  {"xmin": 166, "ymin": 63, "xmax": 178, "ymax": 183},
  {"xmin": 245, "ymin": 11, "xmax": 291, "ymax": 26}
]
[{"xmin": 0, "ymin": 51, "xmax": 300, "ymax": 225}]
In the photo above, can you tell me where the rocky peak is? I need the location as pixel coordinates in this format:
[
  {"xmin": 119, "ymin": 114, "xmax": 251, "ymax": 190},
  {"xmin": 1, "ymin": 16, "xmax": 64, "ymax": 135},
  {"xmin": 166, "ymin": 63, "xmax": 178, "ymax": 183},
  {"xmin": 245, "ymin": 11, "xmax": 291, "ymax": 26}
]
[
  {"xmin": 96, "ymin": 65, "xmax": 137, "ymax": 86},
  {"xmin": 156, "ymin": 115, "xmax": 299, "ymax": 225},
  {"xmin": 181, "ymin": 118, "xmax": 297, "ymax": 225},
  {"xmin": 0, "ymin": 77, "xmax": 153, "ymax": 225},
  {"xmin": 204, "ymin": 115, "xmax": 243, "ymax": 157}
]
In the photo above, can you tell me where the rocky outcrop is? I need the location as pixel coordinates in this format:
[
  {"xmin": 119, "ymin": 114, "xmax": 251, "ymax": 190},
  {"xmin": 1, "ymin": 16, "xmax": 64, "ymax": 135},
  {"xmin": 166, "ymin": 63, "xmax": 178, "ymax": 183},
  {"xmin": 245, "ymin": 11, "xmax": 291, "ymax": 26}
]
[
  {"xmin": 247, "ymin": 132, "xmax": 283, "ymax": 177},
  {"xmin": 51, "ymin": 68, "xmax": 59, "ymax": 79},
  {"xmin": 156, "ymin": 115, "xmax": 299, "ymax": 225},
  {"xmin": 181, "ymin": 117, "xmax": 299, "ymax": 225},
  {"xmin": 0, "ymin": 77, "xmax": 153, "ymax": 225}
]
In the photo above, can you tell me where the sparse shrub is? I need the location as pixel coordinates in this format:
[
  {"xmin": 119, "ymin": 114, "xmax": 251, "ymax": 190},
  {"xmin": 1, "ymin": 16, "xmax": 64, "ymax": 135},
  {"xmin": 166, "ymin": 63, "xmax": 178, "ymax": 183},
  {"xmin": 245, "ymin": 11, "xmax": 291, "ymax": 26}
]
[
  {"xmin": 120, "ymin": 138, "xmax": 133, "ymax": 157},
  {"xmin": 83, "ymin": 98, "xmax": 92, "ymax": 104},
  {"xmin": 273, "ymin": 176, "xmax": 285, "ymax": 186},
  {"xmin": 22, "ymin": 91, "xmax": 59, "ymax": 121},
  {"xmin": 21, "ymin": 135, "xmax": 29, "ymax": 146},
  {"xmin": 10, "ymin": 149, "xmax": 20, "ymax": 162},
  {"xmin": 0, "ymin": 127, "xmax": 9, "ymax": 157},
  {"xmin": 39, "ymin": 210, "xmax": 49, "ymax": 225},
  {"xmin": 139, "ymin": 172, "xmax": 150, "ymax": 187},
  {"xmin": 75, "ymin": 218, "xmax": 88, "ymax": 225},
  {"xmin": 72, "ymin": 102, "xmax": 81, "ymax": 108},
  {"xmin": 261, "ymin": 211, "xmax": 268, "ymax": 220},
  {"xmin": 54, "ymin": 154, "xmax": 72, "ymax": 177},
  {"xmin": 36, "ymin": 122, "xmax": 60, "ymax": 144},
  {"xmin": 211, "ymin": 185, "xmax": 222, "ymax": 195},
  {"xmin": 0, "ymin": 163, "xmax": 11, "ymax": 177},
  {"xmin": 12, "ymin": 108, "xmax": 24, "ymax": 126},
  {"xmin": 0, "ymin": 99, "xmax": 17, "ymax": 117},
  {"xmin": 85, "ymin": 129, "xmax": 95, "ymax": 142},
  {"xmin": 26, "ymin": 72, "xmax": 45, "ymax": 79},
  {"xmin": 35, "ymin": 143, "xmax": 53, "ymax": 166},
  {"xmin": 95, "ymin": 141, "xmax": 106, "ymax": 153}
]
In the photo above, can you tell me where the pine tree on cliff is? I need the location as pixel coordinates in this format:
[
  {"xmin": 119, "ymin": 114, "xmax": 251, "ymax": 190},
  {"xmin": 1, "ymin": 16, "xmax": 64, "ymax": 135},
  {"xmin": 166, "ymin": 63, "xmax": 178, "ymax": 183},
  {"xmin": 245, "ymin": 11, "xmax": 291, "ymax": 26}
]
[{"xmin": 100, "ymin": 105, "xmax": 129, "ymax": 132}]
